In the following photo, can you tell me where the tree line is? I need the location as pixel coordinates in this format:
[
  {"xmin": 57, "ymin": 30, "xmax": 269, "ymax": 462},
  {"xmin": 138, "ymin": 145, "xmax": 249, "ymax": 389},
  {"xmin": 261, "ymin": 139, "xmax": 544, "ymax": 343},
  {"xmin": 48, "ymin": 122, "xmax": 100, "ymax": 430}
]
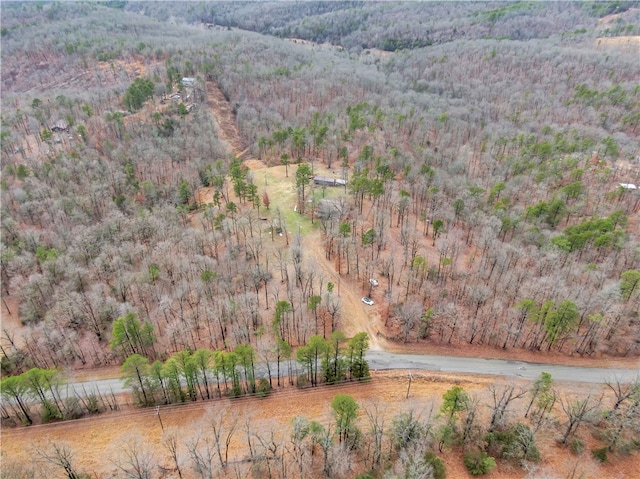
[
  {"xmin": 0, "ymin": 367, "xmax": 119, "ymax": 427},
  {"xmin": 132, "ymin": 1, "xmax": 627, "ymax": 51},
  {"xmin": 119, "ymin": 329, "xmax": 370, "ymax": 408},
  {"xmin": 2, "ymin": 1, "xmax": 639, "ymax": 384},
  {"xmin": 7, "ymin": 373, "xmax": 640, "ymax": 478},
  {"xmin": 1, "ymin": 329, "xmax": 369, "ymax": 426}
]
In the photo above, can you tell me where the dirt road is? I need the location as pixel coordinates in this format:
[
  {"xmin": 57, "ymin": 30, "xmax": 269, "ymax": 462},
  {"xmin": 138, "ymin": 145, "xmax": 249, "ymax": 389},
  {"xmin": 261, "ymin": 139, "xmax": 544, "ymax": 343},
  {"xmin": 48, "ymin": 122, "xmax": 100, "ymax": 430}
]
[
  {"xmin": 204, "ymin": 77, "xmax": 382, "ymax": 350},
  {"xmin": 305, "ymin": 234, "xmax": 385, "ymax": 350}
]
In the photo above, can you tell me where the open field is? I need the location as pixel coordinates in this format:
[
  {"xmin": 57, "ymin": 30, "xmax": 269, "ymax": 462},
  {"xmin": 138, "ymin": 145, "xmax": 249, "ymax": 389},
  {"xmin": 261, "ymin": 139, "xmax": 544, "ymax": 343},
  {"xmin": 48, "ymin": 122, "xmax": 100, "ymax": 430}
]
[{"xmin": 4, "ymin": 371, "xmax": 638, "ymax": 479}]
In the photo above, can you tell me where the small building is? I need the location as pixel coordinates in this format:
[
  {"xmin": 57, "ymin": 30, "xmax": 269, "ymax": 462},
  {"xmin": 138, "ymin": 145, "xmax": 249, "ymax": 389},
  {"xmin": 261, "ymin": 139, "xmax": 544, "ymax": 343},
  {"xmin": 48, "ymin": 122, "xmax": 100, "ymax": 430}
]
[
  {"xmin": 181, "ymin": 77, "xmax": 196, "ymax": 88},
  {"xmin": 619, "ymin": 183, "xmax": 638, "ymax": 190},
  {"xmin": 50, "ymin": 119, "xmax": 69, "ymax": 133},
  {"xmin": 313, "ymin": 176, "xmax": 347, "ymax": 187}
]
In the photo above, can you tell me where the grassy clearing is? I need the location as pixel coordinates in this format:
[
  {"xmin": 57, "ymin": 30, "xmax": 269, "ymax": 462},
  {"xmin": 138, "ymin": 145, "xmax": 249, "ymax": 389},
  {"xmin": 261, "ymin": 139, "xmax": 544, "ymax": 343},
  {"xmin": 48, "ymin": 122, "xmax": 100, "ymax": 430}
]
[
  {"xmin": 198, "ymin": 161, "xmax": 351, "ymax": 239},
  {"xmin": 267, "ymin": 173, "xmax": 314, "ymax": 236},
  {"xmin": 258, "ymin": 164, "xmax": 348, "ymax": 237}
]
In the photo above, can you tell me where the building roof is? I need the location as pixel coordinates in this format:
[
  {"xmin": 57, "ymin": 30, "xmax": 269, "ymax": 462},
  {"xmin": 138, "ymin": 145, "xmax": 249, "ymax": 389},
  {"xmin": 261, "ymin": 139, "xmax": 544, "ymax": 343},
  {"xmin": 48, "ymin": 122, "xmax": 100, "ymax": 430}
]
[
  {"xmin": 313, "ymin": 176, "xmax": 347, "ymax": 186},
  {"xmin": 51, "ymin": 119, "xmax": 69, "ymax": 131}
]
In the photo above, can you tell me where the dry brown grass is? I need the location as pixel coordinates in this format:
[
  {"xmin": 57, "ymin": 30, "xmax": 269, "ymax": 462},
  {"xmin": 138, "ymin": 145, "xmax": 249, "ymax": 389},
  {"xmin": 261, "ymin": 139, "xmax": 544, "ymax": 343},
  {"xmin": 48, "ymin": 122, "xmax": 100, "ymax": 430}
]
[
  {"xmin": 3, "ymin": 372, "xmax": 639, "ymax": 478},
  {"xmin": 595, "ymin": 35, "xmax": 640, "ymax": 53}
]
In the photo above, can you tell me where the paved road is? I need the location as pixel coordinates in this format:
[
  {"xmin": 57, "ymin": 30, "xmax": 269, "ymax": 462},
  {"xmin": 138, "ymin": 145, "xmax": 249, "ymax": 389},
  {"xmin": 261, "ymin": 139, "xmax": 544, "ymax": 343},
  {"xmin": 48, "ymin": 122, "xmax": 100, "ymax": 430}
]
[
  {"xmin": 366, "ymin": 350, "xmax": 639, "ymax": 384},
  {"xmin": 66, "ymin": 351, "xmax": 639, "ymax": 398}
]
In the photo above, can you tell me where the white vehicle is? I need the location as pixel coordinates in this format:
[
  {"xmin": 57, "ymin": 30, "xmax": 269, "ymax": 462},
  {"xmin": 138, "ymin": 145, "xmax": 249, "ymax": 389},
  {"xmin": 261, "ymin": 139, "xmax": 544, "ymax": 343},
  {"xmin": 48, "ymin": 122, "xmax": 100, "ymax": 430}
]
[
  {"xmin": 361, "ymin": 297, "xmax": 374, "ymax": 306},
  {"xmin": 369, "ymin": 278, "xmax": 379, "ymax": 286}
]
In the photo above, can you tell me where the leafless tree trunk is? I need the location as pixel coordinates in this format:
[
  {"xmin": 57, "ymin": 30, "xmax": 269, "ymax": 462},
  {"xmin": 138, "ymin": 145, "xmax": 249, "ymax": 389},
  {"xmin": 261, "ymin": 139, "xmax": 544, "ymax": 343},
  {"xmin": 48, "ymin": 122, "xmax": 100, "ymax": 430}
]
[
  {"xmin": 559, "ymin": 394, "xmax": 601, "ymax": 445},
  {"xmin": 252, "ymin": 423, "xmax": 285, "ymax": 479},
  {"xmin": 162, "ymin": 429, "xmax": 184, "ymax": 479},
  {"xmin": 605, "ymin": 376, "xmax": 640, "ymax": 412},
  {"xmin": 112, "ymin": 434, "xmax": 157, "ymax": 479},
  {"xmin": 488, "ymin": 383, "xmax": 527, "ymax": 432},
  {"xmin": 186, "ymin": 434, "xmax": 215, "ymax": 479},
  {"xmin": 363, "ymin": 400, "xmax": 387, "ymax": 469},
  {"xmin": 208, "ymin": 405, "xmax": 238, "ymax": 469},
  {"xmin": 461, "ymin": 396, "xmax": 481, "ymax": 446},
  {"xmin": 34, "ymin": 441, "xmax": 85, "ymax": 479}
]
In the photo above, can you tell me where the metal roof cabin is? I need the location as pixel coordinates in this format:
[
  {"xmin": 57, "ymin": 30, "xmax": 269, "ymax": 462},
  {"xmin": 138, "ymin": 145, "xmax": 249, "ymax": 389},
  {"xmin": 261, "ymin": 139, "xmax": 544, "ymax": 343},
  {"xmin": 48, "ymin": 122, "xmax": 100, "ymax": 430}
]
[{"xmin": 313, "ymin": 176, "xmax": 347, "ymax": 187}]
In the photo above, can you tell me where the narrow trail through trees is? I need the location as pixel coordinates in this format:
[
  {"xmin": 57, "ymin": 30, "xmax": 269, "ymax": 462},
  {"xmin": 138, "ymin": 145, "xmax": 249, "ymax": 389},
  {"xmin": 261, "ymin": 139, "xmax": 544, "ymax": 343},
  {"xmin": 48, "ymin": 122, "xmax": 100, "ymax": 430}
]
[{"xmin": 205, "ymin": 79, "xmax": 249, "ymax": 159}]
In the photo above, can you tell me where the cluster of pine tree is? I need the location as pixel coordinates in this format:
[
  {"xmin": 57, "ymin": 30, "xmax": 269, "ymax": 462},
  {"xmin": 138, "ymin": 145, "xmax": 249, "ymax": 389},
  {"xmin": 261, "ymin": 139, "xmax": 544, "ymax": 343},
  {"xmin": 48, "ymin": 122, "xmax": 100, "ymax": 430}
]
[
  {"xmin": 118, "ymin": 330, "xmax": 370, "ymax": 408},
  {"xmin": 122, "ymin": 77, "xmax": 154, "ymax": 112}
]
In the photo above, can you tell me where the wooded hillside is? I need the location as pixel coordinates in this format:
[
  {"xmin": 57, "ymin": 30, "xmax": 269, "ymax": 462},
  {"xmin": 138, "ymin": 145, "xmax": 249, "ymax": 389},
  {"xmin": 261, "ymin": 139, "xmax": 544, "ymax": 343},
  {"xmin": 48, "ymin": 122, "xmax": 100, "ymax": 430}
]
[
  {"xmin": 2, "ymin": 1, "xmax": 639, "ymax": 372},
  {"xmin": 2, "ymin": 2, "xmax": 640, "ymax": 478}
]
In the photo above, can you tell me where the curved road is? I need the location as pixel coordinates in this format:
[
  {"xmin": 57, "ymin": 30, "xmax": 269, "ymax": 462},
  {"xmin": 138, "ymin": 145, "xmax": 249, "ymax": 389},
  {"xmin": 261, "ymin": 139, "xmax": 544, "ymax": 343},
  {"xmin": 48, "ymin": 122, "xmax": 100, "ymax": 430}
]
[{"xmin": 67, "ymin": 351, "xmax": 639, "ymax": 398}]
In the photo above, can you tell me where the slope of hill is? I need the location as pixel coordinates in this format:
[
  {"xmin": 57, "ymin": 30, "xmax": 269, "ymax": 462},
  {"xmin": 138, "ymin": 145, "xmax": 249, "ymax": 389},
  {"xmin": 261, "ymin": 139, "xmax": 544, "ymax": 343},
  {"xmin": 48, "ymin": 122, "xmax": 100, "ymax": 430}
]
[{"xmin": 1, "ymin": 2, "xmax": 639, "ymax": 477}]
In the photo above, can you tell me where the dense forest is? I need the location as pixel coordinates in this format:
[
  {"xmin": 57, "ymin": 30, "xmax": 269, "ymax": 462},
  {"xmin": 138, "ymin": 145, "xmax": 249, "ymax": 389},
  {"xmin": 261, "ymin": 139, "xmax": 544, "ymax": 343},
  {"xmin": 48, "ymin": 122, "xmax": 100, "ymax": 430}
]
[
  {"xmin": 1, "ymin": 1, "xmax": 639, "ymax": 476},
  {"xmin": 2, "ymin": 1, "xmax": 638, "ymax": 372}
]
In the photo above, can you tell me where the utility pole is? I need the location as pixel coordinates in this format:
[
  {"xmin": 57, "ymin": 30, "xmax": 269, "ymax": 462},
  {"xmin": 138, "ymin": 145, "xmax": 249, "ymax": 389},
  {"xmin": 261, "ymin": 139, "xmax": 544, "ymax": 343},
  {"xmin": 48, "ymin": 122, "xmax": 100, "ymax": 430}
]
[
  {"xmin": 156, "ymin": 406, "xmax": 165, "ymax": 432},
  {"xmin": 406, "ymin": 371, "xmax": 413, "ymax": 399}
]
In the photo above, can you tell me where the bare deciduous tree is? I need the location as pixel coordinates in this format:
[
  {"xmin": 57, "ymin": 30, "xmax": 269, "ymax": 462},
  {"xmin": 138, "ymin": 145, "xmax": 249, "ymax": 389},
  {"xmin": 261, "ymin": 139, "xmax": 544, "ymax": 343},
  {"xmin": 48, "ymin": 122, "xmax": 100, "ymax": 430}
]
[
  {"xmin": 112, "ymin": 434, "xmax": 157, "ymax": 479},
  {"xmin": 559, "ymin": 394, "xmax": 601, "ymax": 445},
  {"xmin": 34, "ymin": 441, "xmax": 86, "ymax": 479},
  {"xmin": 605, "ymin": 376, "xmax": 640, "ymax": 412},
  {"xmin": 487, "ymin": 383, "xmax": 527, "ymax": 432},
  {"xmin": 362, "ymin": 400, "xmax": 387, "ymax": 469},
  {"xmin": 207, "ymin": 405, "xmax": 238, "ymax": 470},
  {"xmin": 161, "ymin": 428, "xmax": 184, "ymax": 479},
  {"xmin": 185, "ymin": 433, "xmax": 215, "ymax": 479},
  {"xmin": 252, "ymin": 421, "xmax": 285, "ymax": 479}
]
